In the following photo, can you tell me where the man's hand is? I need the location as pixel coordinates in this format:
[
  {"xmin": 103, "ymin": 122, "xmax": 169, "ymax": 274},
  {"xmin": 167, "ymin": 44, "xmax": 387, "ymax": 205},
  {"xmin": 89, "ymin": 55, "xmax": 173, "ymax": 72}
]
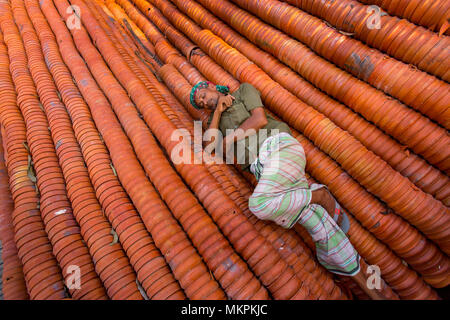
[{"xmin": 216, "ymin": 94, "xmax": 235, "ymax": 113}]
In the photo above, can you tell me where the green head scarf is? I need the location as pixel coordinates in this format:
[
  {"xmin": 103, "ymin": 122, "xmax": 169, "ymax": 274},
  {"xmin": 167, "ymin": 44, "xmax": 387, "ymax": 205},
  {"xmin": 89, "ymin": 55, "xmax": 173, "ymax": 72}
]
[{"xmin": 190, "ymin": 81, "xmax": 230, "ymax": 109}]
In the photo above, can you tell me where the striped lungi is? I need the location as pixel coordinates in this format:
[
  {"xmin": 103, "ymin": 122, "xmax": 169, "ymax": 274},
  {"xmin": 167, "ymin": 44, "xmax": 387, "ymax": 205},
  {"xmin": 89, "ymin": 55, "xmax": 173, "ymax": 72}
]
[{"xmin": 249, "ymin": 133, "xmax": 360, "ymax": 276}]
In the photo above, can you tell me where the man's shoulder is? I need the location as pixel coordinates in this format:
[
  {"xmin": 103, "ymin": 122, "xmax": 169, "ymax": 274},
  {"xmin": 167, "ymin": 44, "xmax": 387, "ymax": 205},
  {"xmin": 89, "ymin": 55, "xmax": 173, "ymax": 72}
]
[
  {"xmin": 237, "ymin": 82, "xmax": 257, "ymax": 92},
  {"xmin": 232, "ymin": 82, "xmax": 256, "ymax": 94}
]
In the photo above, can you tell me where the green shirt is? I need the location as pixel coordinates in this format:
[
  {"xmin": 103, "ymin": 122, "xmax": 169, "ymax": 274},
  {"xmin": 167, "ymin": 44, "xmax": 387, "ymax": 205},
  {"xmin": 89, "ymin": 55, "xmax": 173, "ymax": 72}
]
[{"xmin": 208, "ymin": 83, "xmax": 291, "ymax": 171}]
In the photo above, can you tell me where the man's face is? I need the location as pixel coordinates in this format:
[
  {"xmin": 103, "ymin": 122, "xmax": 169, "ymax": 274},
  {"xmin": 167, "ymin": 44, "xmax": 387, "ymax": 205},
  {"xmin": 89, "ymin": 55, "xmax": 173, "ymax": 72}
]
[{"xmin": 195, "ymin": 87, "xmax": 220, "ymax": 110}]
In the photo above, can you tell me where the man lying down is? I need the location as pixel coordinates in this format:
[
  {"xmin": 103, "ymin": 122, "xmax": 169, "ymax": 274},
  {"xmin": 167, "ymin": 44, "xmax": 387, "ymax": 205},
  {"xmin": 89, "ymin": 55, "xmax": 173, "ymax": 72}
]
[{"xmin": 189, "ymin": 80, "xmax": 386, "ymax": 300}]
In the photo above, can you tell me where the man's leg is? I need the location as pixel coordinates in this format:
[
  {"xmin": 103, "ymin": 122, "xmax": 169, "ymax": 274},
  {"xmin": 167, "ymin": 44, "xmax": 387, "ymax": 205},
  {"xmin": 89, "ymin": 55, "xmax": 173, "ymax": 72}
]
[
  {"xmin": 249, "ymin": 134, "xmax": 312, "ymax": 229},
  {"xmin": 311, "ymin": 189, "xmax": 387, "ymax": 299},
  {"xmin": 310, "ymin": 188, "xmax": 338, "ymax": 224},
  {"xmin": 249, "ymin": 134, "xmax": 387, "ymax": 299},
  {"xmin": 311, "ymin": 187, "xmax": 350, "ymax": 228}
]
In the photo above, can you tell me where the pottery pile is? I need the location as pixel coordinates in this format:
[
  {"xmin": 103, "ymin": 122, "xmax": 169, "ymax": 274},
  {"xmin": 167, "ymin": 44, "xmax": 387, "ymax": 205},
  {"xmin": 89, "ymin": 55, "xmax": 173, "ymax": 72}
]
[{"xmin": 0, "ymin": 0, "xmax": 448, "ymax": 300}]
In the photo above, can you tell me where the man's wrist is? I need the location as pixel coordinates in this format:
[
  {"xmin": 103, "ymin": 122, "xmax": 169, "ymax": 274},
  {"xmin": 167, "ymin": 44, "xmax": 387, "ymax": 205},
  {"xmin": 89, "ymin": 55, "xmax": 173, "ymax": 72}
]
[{"xmin": 214, "ymin": 108, "xmax": 223, "ymax": 116}]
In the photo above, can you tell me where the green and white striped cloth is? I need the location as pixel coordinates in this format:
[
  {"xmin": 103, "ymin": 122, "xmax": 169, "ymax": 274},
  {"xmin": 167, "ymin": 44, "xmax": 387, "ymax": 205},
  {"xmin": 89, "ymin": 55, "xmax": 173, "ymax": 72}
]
[{"xmin": 249, "ymin": 133, "xmax": 360, "ymax": 276}]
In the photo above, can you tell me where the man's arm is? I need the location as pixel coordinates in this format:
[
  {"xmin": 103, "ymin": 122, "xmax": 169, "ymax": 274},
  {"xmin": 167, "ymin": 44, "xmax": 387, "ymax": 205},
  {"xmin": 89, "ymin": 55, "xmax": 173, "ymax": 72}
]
[
  {"xmin": 203, "ymin": 95, "xmax": 234, "ymax": 151},
  {"xmin": 223, "ymin": 83, "xmax": 268, "ymax": 147},
  {"xmin": 223, "ymin": 107, "xmax": 268, "ymax": 148}
]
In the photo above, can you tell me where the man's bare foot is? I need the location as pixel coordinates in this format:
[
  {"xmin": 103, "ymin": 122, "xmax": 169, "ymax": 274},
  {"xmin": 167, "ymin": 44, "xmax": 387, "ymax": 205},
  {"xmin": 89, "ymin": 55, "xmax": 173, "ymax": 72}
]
[
  {"xmin": 310, "ymin": 188, "xmax": 344, "ymax": 225},
  {"xmin": 311, "ymin": 188, "xmax": 333, "ymax": 214}
]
